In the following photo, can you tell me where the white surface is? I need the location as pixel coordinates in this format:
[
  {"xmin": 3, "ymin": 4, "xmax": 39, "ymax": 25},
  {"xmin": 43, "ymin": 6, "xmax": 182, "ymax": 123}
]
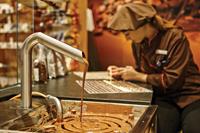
[{"xmin": 73, "ymin": 71, "xmax": 112, "ymax": 80}]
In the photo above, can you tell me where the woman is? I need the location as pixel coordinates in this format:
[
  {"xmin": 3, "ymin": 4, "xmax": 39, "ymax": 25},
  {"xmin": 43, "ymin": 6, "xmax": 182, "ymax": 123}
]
[{"xmin": 107, "ymin": 1, "xmax": 200, "ymax": 133}]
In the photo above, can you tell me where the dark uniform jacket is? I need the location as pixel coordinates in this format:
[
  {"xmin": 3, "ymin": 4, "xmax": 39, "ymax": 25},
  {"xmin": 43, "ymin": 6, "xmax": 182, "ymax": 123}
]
[{"xmin": 132, "ymin": 28, "xmax": 200, "ymax": 108}]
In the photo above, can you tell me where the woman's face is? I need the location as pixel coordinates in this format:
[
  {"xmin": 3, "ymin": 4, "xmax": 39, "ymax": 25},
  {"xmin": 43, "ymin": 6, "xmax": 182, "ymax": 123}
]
[{"xmin": 123, "ymin": 26, "xmax": 146, "ymax": 43}]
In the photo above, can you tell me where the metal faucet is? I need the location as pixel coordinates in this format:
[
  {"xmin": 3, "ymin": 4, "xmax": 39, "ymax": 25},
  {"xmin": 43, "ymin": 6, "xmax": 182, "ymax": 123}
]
[
  {"xmin": 46, "ymin": 95, "xmax": 63, "ymax": 122},
  {"xmin": 21, "ymin": 32, "xmax": 86, "ymax": 109}
]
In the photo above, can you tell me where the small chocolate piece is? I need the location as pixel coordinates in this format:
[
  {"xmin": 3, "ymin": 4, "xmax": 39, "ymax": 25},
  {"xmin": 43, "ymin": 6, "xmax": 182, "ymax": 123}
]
[
  {"xmin": 71, "ymin": 109, "xmax": 77, "ymax": 114},
  {"xmin": 128, "ymin": 113, "xmax": 134, "ymax": 120}
]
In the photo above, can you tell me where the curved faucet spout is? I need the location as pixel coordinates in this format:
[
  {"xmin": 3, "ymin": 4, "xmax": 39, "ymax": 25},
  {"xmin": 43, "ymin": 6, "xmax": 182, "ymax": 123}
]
[
  {"xmin": 46, "ymin": 95, "xmax": 63, "ymax": 122},
  {"xmin": 21, "ymin": 32, "xmax": 85, "ymax": 109}
]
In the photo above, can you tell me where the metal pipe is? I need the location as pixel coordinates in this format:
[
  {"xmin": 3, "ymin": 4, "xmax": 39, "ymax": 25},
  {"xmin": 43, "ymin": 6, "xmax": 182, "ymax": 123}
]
[
  {"xmin": 10, "ymin": 91, "xmax": 63, "ymax": 121},
  {"xmin": 46, "ymin": 95, "xmax": 63, "ymax": 122},
  {"xmin": 21, "ymin": 32, "xmax": 85, "ymax": 109}
]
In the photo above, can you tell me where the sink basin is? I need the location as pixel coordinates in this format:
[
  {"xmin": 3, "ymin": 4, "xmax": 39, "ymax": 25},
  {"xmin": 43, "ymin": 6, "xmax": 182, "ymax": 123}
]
[{"xmin": 0, "ymin": 99, "xmax": 156, "ymax": 133}]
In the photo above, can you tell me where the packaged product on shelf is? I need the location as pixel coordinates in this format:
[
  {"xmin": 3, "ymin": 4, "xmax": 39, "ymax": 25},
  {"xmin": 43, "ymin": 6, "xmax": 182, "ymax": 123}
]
[
  {"xmin": 46, "ymin": 50, "xmax": 57, "ymax": 79},
  {"xmin": 33, "ymin": 45, "xmax": 48, "ymax": 83}
]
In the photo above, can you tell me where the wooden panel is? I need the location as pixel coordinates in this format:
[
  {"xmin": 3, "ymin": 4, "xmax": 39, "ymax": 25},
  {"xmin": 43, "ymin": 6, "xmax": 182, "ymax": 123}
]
[
  {"xmin": 186, "ymin": 32, "xmax": 200, "ymax": 69},
  {"xmin": 78, "ymin": 0, "xmax": 88, "ymax": 58}
]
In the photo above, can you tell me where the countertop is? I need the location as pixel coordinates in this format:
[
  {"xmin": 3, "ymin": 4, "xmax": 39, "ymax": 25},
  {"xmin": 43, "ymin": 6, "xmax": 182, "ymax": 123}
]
[
  {"xmin": 0, "ymin": 71, "xmax": 156, "ymax": 133},
  {"xmin": 0, "ymin": 71, "xmax": 152, "ymax": 104}
]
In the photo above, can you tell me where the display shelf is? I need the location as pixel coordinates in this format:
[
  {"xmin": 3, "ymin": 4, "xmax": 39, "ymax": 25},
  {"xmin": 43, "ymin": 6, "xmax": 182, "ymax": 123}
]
[
  {"xmin": 0, "ymin": 0, "xmax": 88, "ymax": 88},
  {"xmin": 0, "ymin": 1, "xmax": 18, "ymax": 85},
  {"xmin": 0, "ymin": 13, "xmax": 13, "ymax": 20},
  {"xmin": 0, "ymin": 32, "xmax": 32, "ymax": 42},
  {"xmin": 0, "ymin": 49, "xmax": 17, "ymax": 77}
]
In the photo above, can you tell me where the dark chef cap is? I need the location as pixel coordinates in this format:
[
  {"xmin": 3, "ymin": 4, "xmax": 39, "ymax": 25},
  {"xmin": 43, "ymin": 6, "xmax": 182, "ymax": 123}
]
[{"xmin": 107, "ymin": 2, "xmax": 157, "ymax": 31}]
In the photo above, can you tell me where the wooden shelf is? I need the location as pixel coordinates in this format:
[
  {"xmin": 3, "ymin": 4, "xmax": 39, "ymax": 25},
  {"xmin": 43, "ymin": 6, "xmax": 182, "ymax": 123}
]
[
  {"xmin": 0, "ymin": 32, "xmax": 32, "ymax": 42},
  {"xmin": 0, "ymin": 49, "xmax": 17, "ymax": 77}
]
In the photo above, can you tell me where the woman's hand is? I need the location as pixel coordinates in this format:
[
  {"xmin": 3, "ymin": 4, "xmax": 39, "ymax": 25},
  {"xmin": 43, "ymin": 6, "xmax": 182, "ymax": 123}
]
[
  {"xmin": 107, "ymin": 65, "xmax": 123, "ymax": 80},
  {"xmin": 107, "ymin": 65, "xmax": 147, "ymax": 83},
  {"xmin": 120, "ymin": 66, "xmax": 137, "ymax": 80}
]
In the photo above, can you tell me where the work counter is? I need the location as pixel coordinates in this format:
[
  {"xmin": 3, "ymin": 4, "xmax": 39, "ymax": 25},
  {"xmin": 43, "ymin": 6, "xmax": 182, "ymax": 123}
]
[
  {"xmin": 0, "ymin": 71, "xmax": 157, "ymax": 133},
  {"xmin": 0, "ymin": 71, "xmax": 152, "ymax": 104}
]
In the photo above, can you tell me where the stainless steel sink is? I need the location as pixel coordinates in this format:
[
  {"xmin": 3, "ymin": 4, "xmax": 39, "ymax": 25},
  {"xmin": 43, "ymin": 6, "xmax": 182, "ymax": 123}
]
[{"xmin": 0, "ymin": 99, "xmax": 156, "ymax": 133}]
